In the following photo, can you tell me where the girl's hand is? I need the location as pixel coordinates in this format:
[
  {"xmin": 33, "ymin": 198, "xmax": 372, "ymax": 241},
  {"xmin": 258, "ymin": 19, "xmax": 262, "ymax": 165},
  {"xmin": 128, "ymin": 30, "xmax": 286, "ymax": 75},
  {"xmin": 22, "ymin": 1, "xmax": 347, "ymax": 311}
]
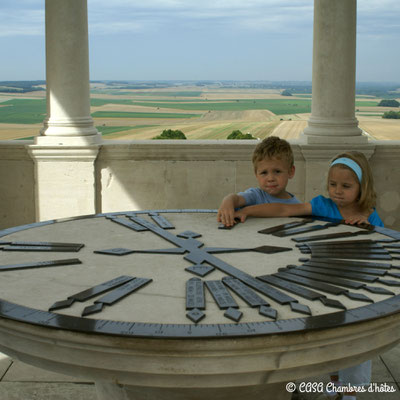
[{"xmin": 344, "ymin": 214, "xmax": 370, "ymax": 226}]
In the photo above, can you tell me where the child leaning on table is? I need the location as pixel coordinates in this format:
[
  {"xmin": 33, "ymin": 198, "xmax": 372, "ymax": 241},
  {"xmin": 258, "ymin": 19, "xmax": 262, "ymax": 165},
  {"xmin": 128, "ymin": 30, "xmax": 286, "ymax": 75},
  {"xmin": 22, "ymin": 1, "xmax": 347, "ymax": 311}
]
[
  {"xmin": 230, "ymin": 150, "xmax": 383, "ymax": 228},
  {"xmin": 227, "ymin": 150, "xmax": 383, "ymax": 400},
  {"xmin": 217, "ymin": 136, "xmax": 300, "ymax": 226}
]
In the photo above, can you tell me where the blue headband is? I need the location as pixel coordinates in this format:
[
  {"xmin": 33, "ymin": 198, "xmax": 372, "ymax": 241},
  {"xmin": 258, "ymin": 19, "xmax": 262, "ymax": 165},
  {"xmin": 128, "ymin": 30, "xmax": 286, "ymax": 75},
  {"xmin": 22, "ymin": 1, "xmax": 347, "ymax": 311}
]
[{"xmin": 330, "ymin": 157, "xmax": 362, "ymax": 183}]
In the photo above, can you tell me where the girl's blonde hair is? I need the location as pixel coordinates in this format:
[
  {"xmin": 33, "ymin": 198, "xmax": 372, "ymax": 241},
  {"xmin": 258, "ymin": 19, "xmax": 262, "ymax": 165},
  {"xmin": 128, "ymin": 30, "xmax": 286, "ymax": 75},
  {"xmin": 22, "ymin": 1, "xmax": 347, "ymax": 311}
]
[{"xmin": 329, "ymin": 151, "xmax": 376, "ymax": 212}]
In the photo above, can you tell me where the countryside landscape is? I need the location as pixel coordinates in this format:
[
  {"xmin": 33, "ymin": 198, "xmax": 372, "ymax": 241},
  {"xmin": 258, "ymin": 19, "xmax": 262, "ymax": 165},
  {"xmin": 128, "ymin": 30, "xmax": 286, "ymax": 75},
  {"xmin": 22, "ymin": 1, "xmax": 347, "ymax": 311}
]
[{"xmin": 0, "ymin": 80, "xmax": 399, "ymax": 141}]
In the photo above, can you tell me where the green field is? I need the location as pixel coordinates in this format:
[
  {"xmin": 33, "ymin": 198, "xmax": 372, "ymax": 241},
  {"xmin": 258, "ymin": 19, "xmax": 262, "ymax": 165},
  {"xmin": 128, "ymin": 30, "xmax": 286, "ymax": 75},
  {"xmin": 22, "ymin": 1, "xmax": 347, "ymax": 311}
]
[
  {"xmin": 0, "ymin": 99, "xmax": 46, "ymax": 124},
  {"xmin": 90, "ymin": 90, "xmax": 202, "ymax": 97},
  {"xmin": 96, "ymin": 125, "xmax": 159, "ymax": 136},
  {"xmin": 0, "ymin": 98, "xmax": 380, "ymax": 126},
  {"xmin": 92, "ymin": 111, "xmax": 201, "ymax": 119},
  {"xmin": 357, "ymin": 113, "xmax": 384, "ymax": 117},
  {"xmin": 90, "ymin": 97, "xmax": 314, "ymax": 114},
  {"xmin": 95, "ymin": 126, "xmax": 133, "ymax": 136},
  {"xmin": 355, "ymin": 100, "xmax": 380, "ymax": 107},
  {"xmin": 90, "ymin": 99, "xmax": 135, "ymax": 106},
  {"xmin": 127, "ymin": 99, "xmax": 313, "ymax": 114}
]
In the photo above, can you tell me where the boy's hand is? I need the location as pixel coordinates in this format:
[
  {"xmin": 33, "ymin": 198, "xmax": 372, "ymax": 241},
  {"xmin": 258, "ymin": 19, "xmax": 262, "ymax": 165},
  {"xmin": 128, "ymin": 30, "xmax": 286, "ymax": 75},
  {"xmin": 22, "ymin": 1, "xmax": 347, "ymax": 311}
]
[
  {"xmin": 217, "ymin": 194, "xmax": 247, "ymax": 227},
  {"xmin": 233, "ymin": 207, "xmax": 251, "ymax": 223},
  {"xmin": 217, "ymin": 204, "xmax": 237, "ymax": 227}
]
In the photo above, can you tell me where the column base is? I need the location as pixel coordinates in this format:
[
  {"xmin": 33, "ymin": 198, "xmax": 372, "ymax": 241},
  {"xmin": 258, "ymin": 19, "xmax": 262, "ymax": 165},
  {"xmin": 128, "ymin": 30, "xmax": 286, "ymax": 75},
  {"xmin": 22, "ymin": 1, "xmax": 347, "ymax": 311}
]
[
  {"xmin": 302, "ymin": 116, "xmax": 367, "ymax": 144},
  {"xmin": 301, "ymin": 132, "xmax": 369, "ymax": 145},
  {"xmin": 94, "ymin": 381, "xmax": 292, "ymax": 400},
  {"xmin": 34, "ymin": 134, "xmax": 102, "ymax": 146},
  {"xmin": 27, "ymin": 144, "xmax": 100, "ymax": 221}
]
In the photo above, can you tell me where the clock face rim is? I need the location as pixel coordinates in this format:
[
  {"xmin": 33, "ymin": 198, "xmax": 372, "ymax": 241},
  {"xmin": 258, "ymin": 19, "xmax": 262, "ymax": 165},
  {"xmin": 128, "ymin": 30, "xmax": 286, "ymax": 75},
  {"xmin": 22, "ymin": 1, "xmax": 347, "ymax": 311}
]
[{"xmin": 0, "ymin": 209, "xmax": 400, "ymax": 339}]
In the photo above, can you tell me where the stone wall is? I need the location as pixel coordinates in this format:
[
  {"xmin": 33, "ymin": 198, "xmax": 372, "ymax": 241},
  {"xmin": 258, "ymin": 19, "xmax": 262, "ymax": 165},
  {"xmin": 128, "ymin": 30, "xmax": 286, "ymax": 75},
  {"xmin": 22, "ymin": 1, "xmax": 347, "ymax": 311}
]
[
  {"xmin": 96, "ymin": 141, "xmax": 305, "ymax": 212},
  {"xmin": 0, "ymin": 141, "xmax": 35, "ymax": 229},
  {"xmin": 0, "ymin": 140, "xmax": 399, "ymax": 230}
]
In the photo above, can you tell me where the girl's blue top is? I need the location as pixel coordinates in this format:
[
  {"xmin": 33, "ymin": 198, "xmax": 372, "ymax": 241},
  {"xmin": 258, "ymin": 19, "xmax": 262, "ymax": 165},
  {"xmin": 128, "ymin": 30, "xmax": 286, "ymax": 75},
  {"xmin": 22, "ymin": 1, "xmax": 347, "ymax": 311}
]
[{"xmin": 310, "ymin": 195, "xmax": 384, "ymax": 227}]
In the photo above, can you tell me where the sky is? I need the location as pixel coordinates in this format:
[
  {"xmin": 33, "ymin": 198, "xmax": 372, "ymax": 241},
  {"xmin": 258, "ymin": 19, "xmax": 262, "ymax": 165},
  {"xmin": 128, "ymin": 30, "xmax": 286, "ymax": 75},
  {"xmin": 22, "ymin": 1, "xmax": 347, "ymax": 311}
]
[{"xmin": 0, "ymin": 0, "xmax": 399, "ymax": 82}]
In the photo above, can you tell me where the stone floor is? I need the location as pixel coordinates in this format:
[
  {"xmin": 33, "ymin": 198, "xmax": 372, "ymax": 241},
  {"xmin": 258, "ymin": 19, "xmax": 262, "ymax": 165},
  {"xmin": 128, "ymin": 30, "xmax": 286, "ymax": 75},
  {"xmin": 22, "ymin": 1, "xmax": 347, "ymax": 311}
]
[
  {"xmin": 0, "ymin": 345, "xmax": 399, "ymax": 400},
  {"xmin": 294, "ymin": 344, "xmax": 400, "ymax": 400}
]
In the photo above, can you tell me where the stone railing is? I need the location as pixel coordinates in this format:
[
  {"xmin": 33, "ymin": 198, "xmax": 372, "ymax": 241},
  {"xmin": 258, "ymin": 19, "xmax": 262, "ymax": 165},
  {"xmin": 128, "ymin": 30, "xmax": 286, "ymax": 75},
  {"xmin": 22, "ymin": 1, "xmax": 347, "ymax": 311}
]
[{"xmin": 0, "ymin": 139, "xmax": 399, "ymax": 230}]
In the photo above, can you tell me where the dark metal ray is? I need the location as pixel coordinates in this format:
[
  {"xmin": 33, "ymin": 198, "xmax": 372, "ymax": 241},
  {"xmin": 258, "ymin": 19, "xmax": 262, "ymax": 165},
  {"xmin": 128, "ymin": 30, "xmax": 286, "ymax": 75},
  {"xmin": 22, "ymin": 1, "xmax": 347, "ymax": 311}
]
[
  {"xmin": 186, "ymin": 278, "xmax": 205, "ymax": 310},
  {"xmin": 0, "ymin": 258, "xmax": 82, "ymax": 272},
  {"xmin": 49, "ymin": 275, "xmax": 135, "ymax": 311},
  {"xmin": 82, "ymin": 277, "xmax": 152, "ymax": 316},
  {"xmin": 258, "ymin": 219, "xmax": 313, "ymax": 235},
  {"xmin": 273, "ymin": 222, "xmax": 338, "ymax": 237}
]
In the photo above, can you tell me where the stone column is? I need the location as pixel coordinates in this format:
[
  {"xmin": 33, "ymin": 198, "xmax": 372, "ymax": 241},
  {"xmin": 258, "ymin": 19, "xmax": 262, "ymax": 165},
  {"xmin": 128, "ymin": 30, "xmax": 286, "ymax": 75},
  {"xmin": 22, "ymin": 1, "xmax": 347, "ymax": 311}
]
[
  {"xmin": 28, "ymin": 0, "xmax": 100, "ymax": 221},
  {"xmin": 37, "ymin": 0, "xmax": 100, "ymax": 145},
  {"xmin": 302, "ymin": 0, "xmax": 367, "ymax": 144}
]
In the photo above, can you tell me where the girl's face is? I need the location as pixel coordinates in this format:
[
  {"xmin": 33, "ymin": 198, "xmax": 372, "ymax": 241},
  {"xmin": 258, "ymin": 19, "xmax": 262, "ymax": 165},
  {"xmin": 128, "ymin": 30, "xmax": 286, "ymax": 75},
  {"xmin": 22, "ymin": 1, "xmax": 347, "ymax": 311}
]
[{"xmin": 328, "ymin": 166, "xmax": 361, "ymax": 209}]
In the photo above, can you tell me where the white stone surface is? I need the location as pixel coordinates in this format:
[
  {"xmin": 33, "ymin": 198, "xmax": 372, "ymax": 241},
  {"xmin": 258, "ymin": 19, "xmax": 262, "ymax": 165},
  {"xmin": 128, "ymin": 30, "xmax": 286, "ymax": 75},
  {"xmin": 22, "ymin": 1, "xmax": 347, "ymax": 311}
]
[
  {"xmin": 0, "ymin": 353, "xmax": 12, "ymax": 379},
  {"xmin": 2, "ymin": 359, "xmax": 88, "ymax": 383},
  {"xmin": 27, "ymin": 145, "xmax": 99, "ymax": 221},
  {"xmin": 0, "ymin": 382, "xmax": 97, "ymax": 400},
  {"xmin": 0, "ymin": 142, "xmax": 35, "ymax": 229}
]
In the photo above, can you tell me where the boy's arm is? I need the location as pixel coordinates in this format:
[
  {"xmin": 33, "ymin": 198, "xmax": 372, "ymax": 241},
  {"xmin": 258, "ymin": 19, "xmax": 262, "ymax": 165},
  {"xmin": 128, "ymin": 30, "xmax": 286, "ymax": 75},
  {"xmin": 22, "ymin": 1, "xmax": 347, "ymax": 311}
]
[
  {"xmin": 217, "ymin": 194, "xmax": 247, "ymax": 226},
  {"xmin": 234, "ymin": 202, "xmax": 312, "ymax": 222}
]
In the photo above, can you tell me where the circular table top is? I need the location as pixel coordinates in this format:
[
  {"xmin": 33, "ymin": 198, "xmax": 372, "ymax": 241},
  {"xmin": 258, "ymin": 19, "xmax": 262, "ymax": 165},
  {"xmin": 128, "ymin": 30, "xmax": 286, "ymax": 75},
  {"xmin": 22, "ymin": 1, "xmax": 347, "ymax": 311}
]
[{"xmin": 1, "ymin": 210, "xmax": 400, "ymax": 339}]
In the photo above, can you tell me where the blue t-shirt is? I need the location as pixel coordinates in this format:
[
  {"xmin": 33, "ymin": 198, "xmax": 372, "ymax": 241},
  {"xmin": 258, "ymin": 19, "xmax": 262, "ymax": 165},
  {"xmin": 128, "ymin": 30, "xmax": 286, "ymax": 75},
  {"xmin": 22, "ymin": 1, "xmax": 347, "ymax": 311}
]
[
  {"xmin": 238, "ymin": 187, "xmax": 300, "ymax": 206},
  {"xmin": 310, "ymin": 195, "xmax": 384, "ymax": 227}
]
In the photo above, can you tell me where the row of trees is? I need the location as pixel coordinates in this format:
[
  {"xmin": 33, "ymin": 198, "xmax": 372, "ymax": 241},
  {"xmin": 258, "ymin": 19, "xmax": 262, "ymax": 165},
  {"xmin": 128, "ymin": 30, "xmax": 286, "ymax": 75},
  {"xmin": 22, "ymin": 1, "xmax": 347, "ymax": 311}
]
[
  {"xmin": 382, "ymin": 111, "xmax": 400, "ymax": 119},
  {"xmin": 378, "ymin": 99, "xmax": 399, "ymax": 107},
  {"xmin": 0, "ymin": 81, "xmax": 45, "ymax": 93},
  {"xmin": 152, "ymin": 129, "xmax": 258, "ymax": 140}
]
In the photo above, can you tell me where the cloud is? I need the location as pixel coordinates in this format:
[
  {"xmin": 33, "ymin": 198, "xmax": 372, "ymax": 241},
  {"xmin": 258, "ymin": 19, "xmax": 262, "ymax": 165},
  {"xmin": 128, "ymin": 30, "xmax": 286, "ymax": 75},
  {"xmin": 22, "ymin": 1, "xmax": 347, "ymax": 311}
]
[
  {"xmin": 357, "ymin": 0, "xmax": 400, "ymax": 36},
  {"xmin": 0, "ymin": 9, "xmax": 44, "ymax": 37},
  {"xmin": 87, "ymin": 0, "xmax": 313, "ymax": 35},
  {"xmin": 1, "ymin": 1, "xmax": 398, "ymax": 39}
]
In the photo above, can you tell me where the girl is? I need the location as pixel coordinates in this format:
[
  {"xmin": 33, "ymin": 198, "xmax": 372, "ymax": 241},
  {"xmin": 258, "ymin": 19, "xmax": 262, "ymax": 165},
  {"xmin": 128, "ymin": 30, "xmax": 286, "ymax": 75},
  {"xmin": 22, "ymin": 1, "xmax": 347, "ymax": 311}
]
[
  {"xmin": 228, "ymin": 151, "xmax": 383, "ymax": 400},
  {"xmin": 228, "ymin": 150, "xmax": 383, "ymax": 228}
]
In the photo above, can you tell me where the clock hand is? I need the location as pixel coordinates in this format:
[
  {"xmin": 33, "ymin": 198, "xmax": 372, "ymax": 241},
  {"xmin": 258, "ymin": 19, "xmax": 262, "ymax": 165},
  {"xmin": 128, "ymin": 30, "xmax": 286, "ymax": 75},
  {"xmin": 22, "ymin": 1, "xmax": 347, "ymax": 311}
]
[
  {"xmin": 130, "ymin": 215, "xmax": 310, "ymax": 314},
  {"xmin": 0, "ymin": 258, "xmax": 81, "ymax": 272},
  {"xmin": 49, "ymin": 275, "xmax": 135, "ymax": 311},
  {"xmin": 82, "ymin": 277, "xmax": 152, "ymax": 317}
]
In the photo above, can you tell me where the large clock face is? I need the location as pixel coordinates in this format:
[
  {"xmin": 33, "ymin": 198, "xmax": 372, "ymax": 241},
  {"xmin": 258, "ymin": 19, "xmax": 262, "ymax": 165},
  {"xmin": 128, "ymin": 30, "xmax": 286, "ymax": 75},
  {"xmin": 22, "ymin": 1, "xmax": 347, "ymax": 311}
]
[{"xmin": 0, "ymin": 210, "xmax": 400, "ymax": 338}]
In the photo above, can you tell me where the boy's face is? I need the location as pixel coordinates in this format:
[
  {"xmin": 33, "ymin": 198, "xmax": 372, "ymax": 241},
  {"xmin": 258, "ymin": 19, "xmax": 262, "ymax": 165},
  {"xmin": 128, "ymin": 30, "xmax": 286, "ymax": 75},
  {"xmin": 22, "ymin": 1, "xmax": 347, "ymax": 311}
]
[{"xmin": 255, "ymin": 157, "xmax": 295, "ymax": 199}]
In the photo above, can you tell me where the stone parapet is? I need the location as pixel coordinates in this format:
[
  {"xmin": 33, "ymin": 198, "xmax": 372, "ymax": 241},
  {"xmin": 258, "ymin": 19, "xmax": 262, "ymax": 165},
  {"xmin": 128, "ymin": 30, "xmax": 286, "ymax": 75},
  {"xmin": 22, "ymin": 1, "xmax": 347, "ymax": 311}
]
[{"xmin": 0, "ymin": 140, "xmax": 398, "ymax": 230}]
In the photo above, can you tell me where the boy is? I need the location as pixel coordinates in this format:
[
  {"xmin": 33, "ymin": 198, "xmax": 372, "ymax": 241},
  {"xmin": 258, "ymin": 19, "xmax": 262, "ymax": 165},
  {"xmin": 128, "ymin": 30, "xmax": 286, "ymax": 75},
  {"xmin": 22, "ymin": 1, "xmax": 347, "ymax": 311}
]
[{"xmin": 217, "ymin": 136, "xmax": 299, "ymax": 227}]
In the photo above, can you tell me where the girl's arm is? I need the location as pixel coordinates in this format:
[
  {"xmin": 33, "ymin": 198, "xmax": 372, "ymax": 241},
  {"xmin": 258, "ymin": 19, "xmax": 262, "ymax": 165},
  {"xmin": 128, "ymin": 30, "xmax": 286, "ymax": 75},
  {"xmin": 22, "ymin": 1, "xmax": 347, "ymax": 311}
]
[{"xmin": 234, "ymin": 202, "xmax": 312, "ymax": 223}]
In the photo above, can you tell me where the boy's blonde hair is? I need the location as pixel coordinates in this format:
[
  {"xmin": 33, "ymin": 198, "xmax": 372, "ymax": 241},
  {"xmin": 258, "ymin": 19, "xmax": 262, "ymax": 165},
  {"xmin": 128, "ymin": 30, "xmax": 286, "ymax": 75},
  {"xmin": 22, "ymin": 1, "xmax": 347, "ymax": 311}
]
[
  {"xmin": 329, "ymin": 151, "xmax": 377, "ymax": 212},
  {"xmin": 252, "ymin": 136, "xmax": 294, "ymax": 172}
]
